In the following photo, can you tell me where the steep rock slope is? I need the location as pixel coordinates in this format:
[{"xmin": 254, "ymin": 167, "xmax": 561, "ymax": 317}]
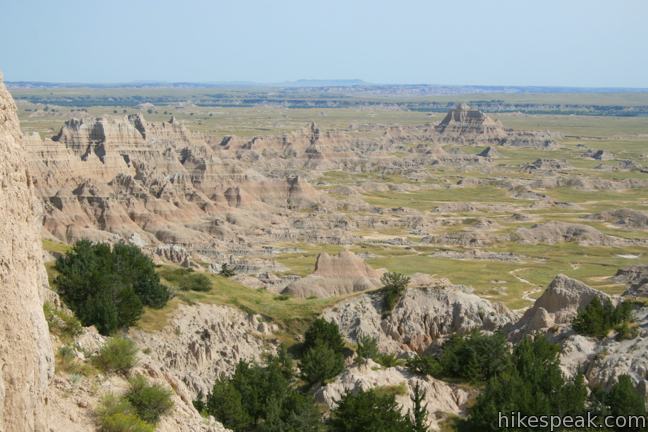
[
  {"xmin": 0, "ymin": 72, "xmax": 54, "ymax": 432},
  {"xmin": 129, "ymin": 303, "xmax": 278, "ymax": 398}
]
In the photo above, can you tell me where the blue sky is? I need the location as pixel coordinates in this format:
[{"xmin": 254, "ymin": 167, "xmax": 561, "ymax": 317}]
[{"xmin": 1, "ymin": 0, "xmax": 647, "ymax": 87}]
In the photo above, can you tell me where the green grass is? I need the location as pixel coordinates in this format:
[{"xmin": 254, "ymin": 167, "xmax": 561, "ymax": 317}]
[
  {"xmin": 363, "ymin": 186, "xmax": 522, "ymax": 210},
  {"xmin": 139, "ymin": 265, "xmax": 347, "ymax": 342},
  {"xmin": 42, "ymin": 239, "xmax": 71, "ymax": 254}
]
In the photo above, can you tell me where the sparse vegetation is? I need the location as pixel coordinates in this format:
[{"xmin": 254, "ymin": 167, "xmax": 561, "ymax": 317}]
[
  {"xmin": 355, "ymin": 335, "xmax": 379, "ymax": 364},
  {"xmin": 126, "ymin": 375, "xmax": 174, "ymax": 424},
  {"xmin": 43, "ymin": 302, "xmax": 82, "ymax": 341},
  {"xmin": 380, "ymin": 272, "xmax": 410, "ymax": 314},
  {"xmin": 178, "ymin": 272, "xmax": 212, "ymax": 292},
  {"xmin": 94, "ymin": 337, "xmax": 138, "ymax": 374},
  {"xmin": 96, "ymin": 394, "xmax": 155, "ymax": 432}
]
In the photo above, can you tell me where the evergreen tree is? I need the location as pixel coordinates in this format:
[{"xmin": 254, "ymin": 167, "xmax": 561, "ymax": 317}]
[
  {"xmin": 329, "ymin": 389, "xmax": 414, "ymax": 432},
  {"xmin": 206, "ymin": 354, "xmax": 323, "ymax": 432},
  {"xmin": 356, "ymin": 335, "xmax": 379, "ymax": 364},
  {"xmin": 302, "ymin": 318, "xmax": 346, "ymax": 355},
  {"xmin": 606, "ymin": 375, "xmax": 646, "ymax": 418},
  {"xmin": 301, "ymin": 341, "xmax": 345, "ymax": 386},
  {"xmin": 55, "ymin": 240, "xmax": 170, "ymax": 334},
  {"xmin": 465, "ymin": 336, "xmax": 587, "ymax": 432},
  {"xmin": 410, "ymin": 382, "xmax": 429, "ymax": 432}
]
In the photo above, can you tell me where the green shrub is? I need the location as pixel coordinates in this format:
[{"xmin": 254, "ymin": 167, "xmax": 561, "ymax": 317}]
[
  {"xmin": 380, "ymin": 272, "xmax": 410, "ymax": 313},
  {"xmin": 126, "ymin": 375, "xmax": 174, "ymax": 424},
  {"xmin": 206, "ymin": 380, "xmax": 251, "ymax": 430},
  {"xmin": 406, "ymin": 354, "xmax": 442, "ymax": 377},
  {"xmin": 356, "ymin": 335, "xmax": 379, "ymax": 364},
  {"xmin": 301, "ymin": 342, "xmax": 345, "ymax": 385},
  {"xmin": 615, "ymin": 321, "xmax": 639, "ymax": 341},
  {"xmin": 178, "ymin": 272, "xmax": 212, "ymax": 292},
  {"xmin": 205, "ymin": 354, "xmax": 323, "ymax": 432},
  {"xmin": 94, "ymin": 337, "xmax": 138, "ymax": 374},
  {"xmin": 96, "ymin": 394, "xmax": 154, "ymax": 432},
  {"xmin": 329, "ymin": 388, "xmax": 414, "ymax": 432},
  {"xmin": 572, "ymin": 298, "xmax": 635, "ymax": 339},
  {"xmin": 302, "ymin": 318, "xmax": 345, "ymax": 355},
  {"xmin": 55, "ymin": 240, "xmax": 171, "ymax": 335},
  {"xmin": 374, "ymin": 353, "xmax": 404, "ymax": 368},
  {"xmin": 605, "ymin": 375, "xmax": 646, "ymax": 418},
  {"xmin": 466, "ymin": 336, "xmax": 587, "ymax": 432},
  {"xmin": 436, "ymin": 331, "xmax": 510, "ymax": 383}
]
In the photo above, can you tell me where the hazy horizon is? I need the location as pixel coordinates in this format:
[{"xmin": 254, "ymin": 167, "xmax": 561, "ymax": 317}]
[{"xmin": 2, "ymin": 0, "xmax": 647, "ymax": 87}]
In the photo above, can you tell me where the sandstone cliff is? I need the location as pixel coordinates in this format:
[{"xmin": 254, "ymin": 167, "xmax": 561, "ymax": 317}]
[{"xmin": 0, "ymin": 71, "xmax": 54, "ymax": 432}]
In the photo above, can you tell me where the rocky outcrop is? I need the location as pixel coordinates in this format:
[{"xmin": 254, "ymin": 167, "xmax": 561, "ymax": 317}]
[
  {"xmin": 592, "ymin": 208, "xmax": 648, "ymax": 229},
  {"xmin": 436, "ymin": 103, "xmax": 506, "ymax": 140},
  {"xmin": 614, "ymin": 265, "xmax": 648, "ymax": 297},
  {"xmin": 583, "ymin": 149, "xmax": 613, "ymax": 161},
  {"xmin": 129, "ymin": 303, "xmax": 277, "ymax": 398},
  {"xmin": 0, "ymin": 72, "xmax": 54, "ymax": 432},
  {"xmin": 522, "ymin": 159, "xmax": 570, "ymax": 173},
  {"xmin": 283, "ymin": 250, "xmax": 384, "ymax": 298},
  {"xmin": 317, "ymin": 360, "xmax": 470, "ymax": 431},
  {"xmin": 509, "ymin": 274, "xmax": 612, "ymax": 338},
  {"xmin": 324, "ymin": 280, "xmax": 516, "ymax": 353},
  {"xmin": 46, "ymin": 326, "xmax": 231, "ymax": 432},
  {"xmin": 512, "ymin": 221, "xmax": 626, "ymax": 246}
]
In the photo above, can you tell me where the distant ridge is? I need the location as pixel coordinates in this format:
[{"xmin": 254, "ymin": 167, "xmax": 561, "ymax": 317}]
[{"xmin": 6, "ymin": 80, "xmax": 648, "ymax": 93}]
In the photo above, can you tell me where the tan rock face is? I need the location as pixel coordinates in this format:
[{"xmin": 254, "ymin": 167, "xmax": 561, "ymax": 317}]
[
  {"xmin": 129, "ymin": 304, "xmax": 277, "ymax": 398},
  {"xmin": 509, "ymin": 274, "xmax": 612, "ymax": 339},
  {"xmin": 324, "ymin": 281, "xmax": 516, "ymax": 353},
  {"xmin": 0, "ymin": 72, "xmax": 54, "ymax": 431}
]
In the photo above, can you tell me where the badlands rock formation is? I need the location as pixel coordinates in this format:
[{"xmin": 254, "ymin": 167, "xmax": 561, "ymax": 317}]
[
  {"xmin": 509, "ymin": 274, "xmax": 612, "ymax": 338},
  {"xmin": 45, "ymin": 326, "xmax": 230, "ymax": 432},
  {"xmin": 512, "ymin": 221, "xmax": 629, "ymax": 246},
  {"xmin": 129, "ymin": 303, "xmax": 277, "ymax": 398},
  {"xmin": 436, "ymin": 103, "xmax": 506, "ymax": 141},
  {"xmin": 324, "ymin": 279, "xmax": 516, "ymax": 353},
  {"xmin": 0, "ymin": 72, "xmax": 53, "ymax": 432},
  {"xmin": 615, "ymin": 265, "xmax": 648, "ymax": 296},
  {"xmin": 435, "ymin": 103, "xmax": 555, "ymax": 148},
  {"xmin": 283, "ymin": 250, "xmax": 384, "ymax": 298},
  {"xmin": 23, "ymin": 103, "xmax": 559, "ymax": 276},
  {"xmin": 317, "ymin": 360, "xmax": 471, "ymax": 431},
  {"xmin": 592, "ymin": 208, "xmax": 648, "ymax": 229}
]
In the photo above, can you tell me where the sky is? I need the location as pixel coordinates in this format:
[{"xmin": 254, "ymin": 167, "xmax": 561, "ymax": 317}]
[{"xmin": 1, "ymin": 0, "xmax": 647, "ymax": 87}]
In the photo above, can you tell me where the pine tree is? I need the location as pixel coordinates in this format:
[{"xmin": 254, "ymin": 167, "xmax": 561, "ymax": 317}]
[{"xmin": 410, "ymin": 382, "xmax": 429, "ymax": 432}]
